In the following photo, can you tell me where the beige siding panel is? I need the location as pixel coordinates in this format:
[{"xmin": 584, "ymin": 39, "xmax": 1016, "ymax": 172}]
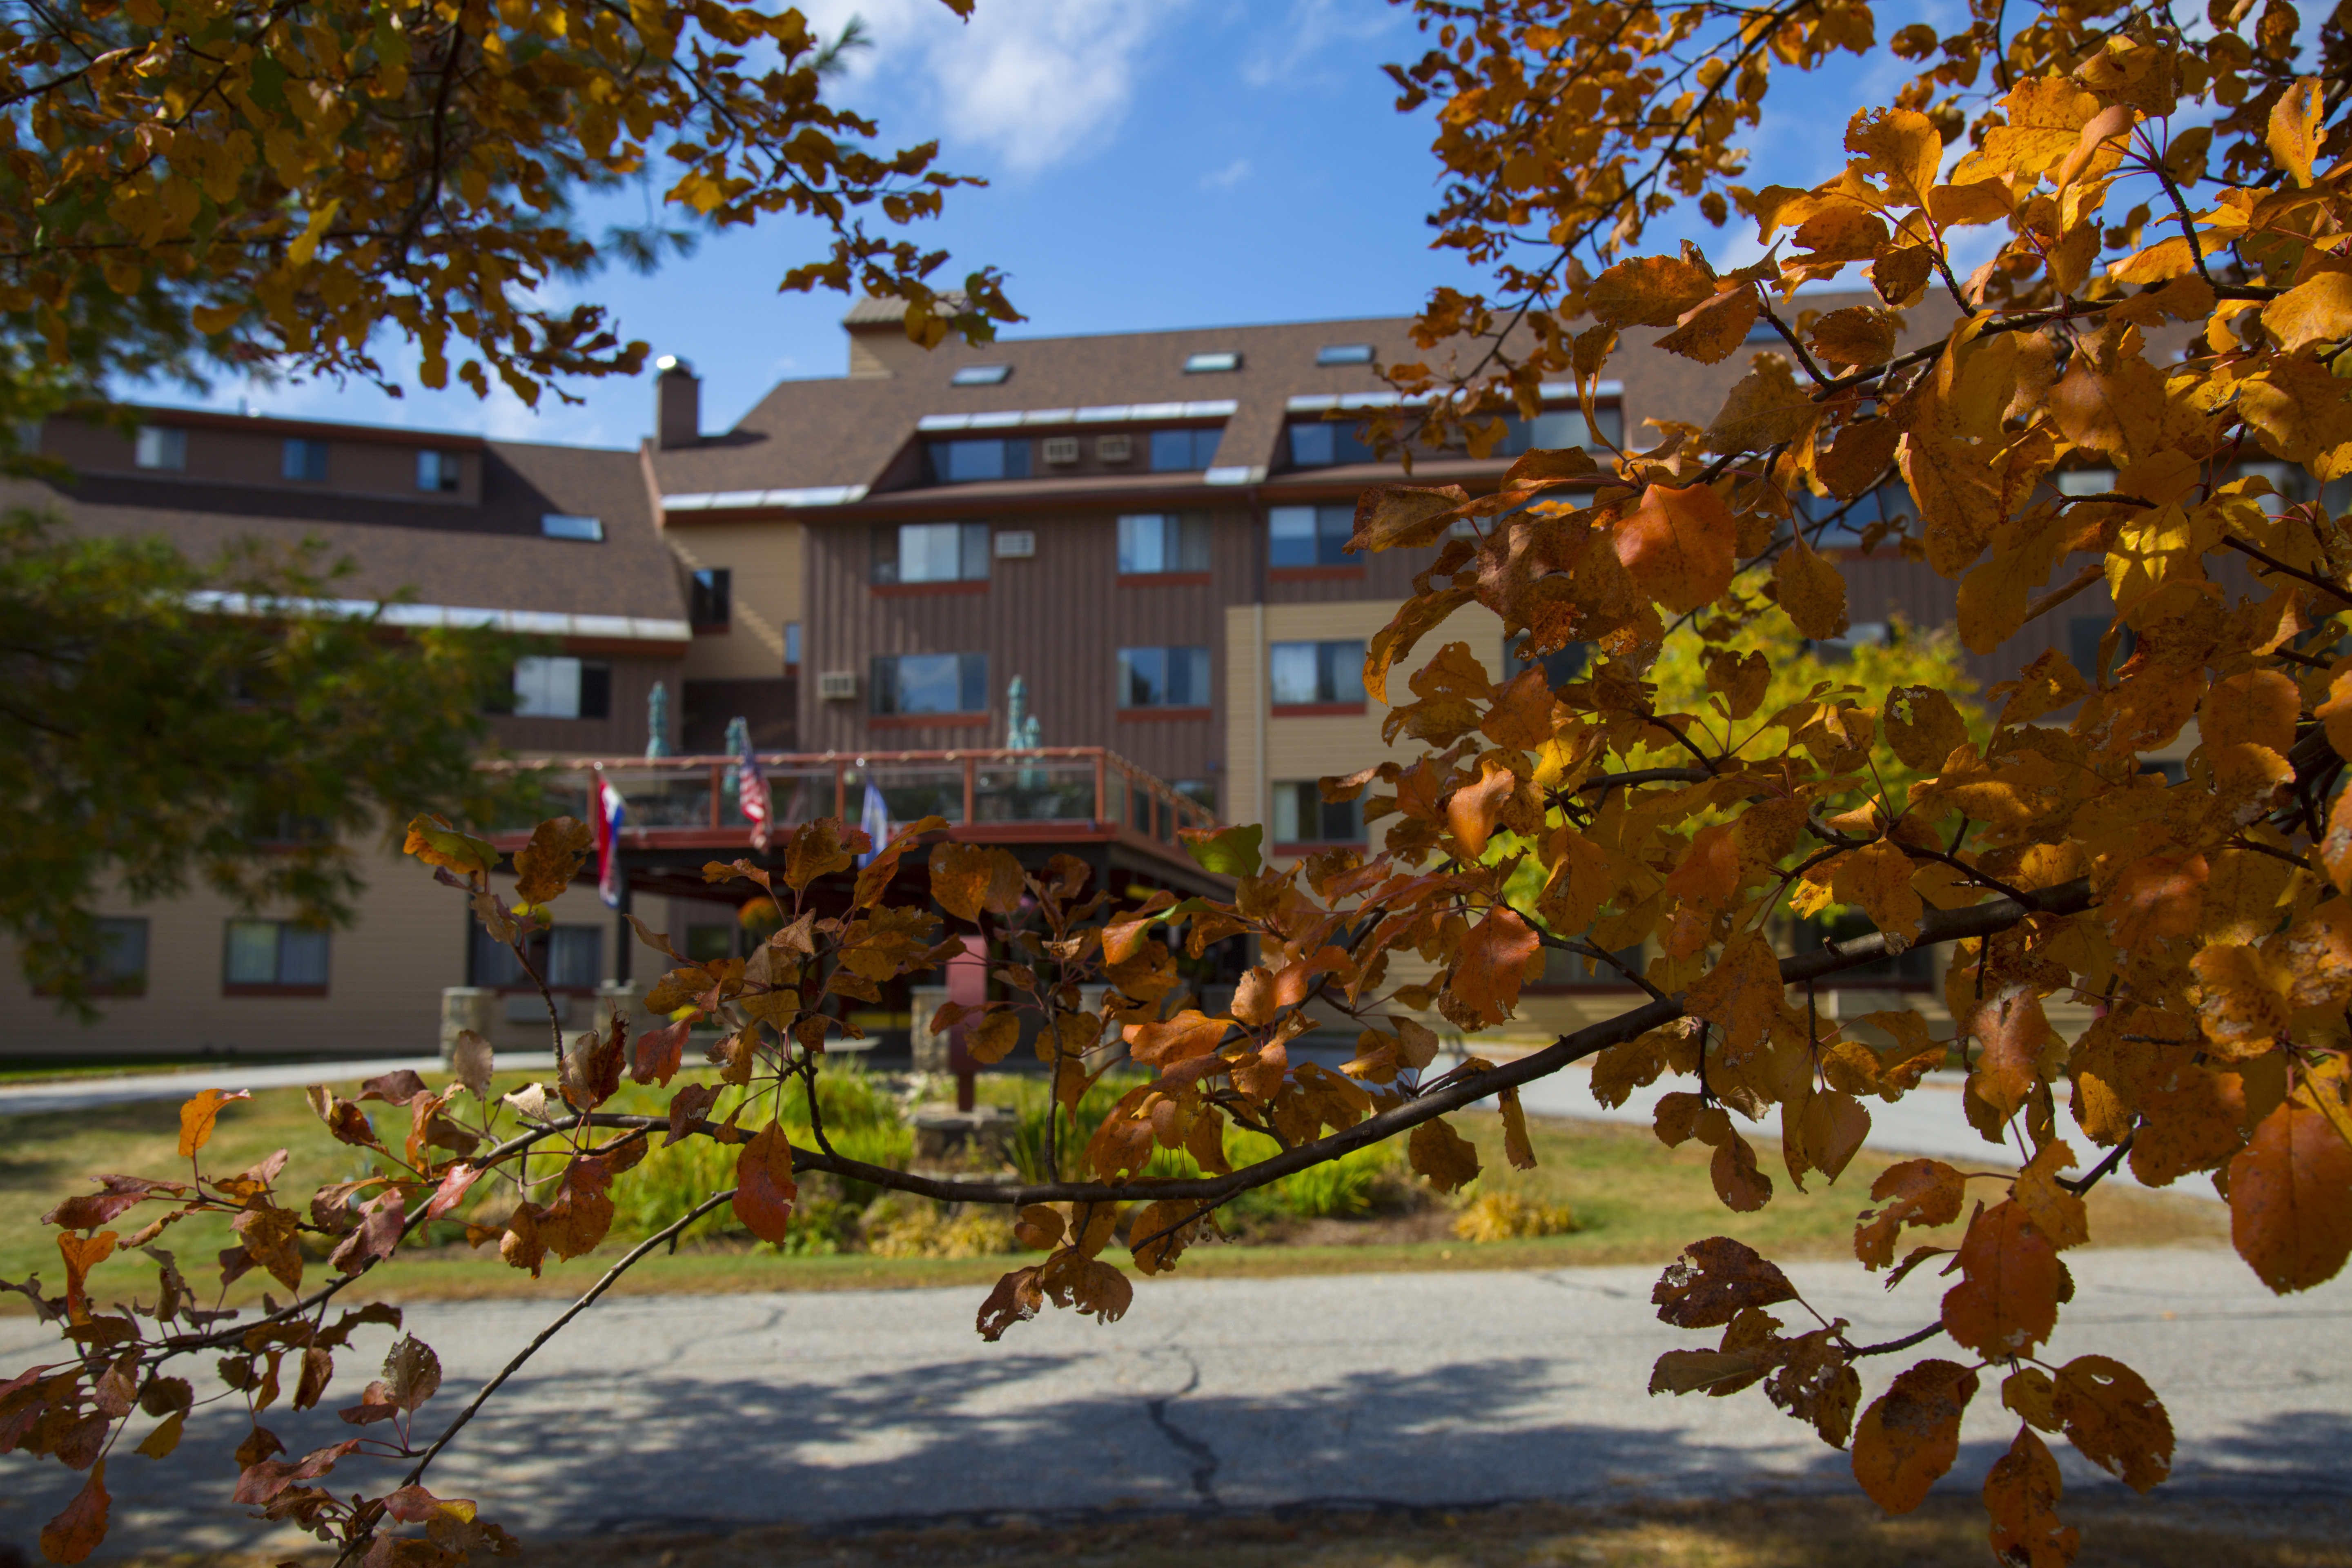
[
  {"xmin": 666, "ymin": 521, "xmax": 802, "ymax": 679},
  {"xmin": 2, "ymin": 849, "xmax": 639, "ymax": 1059},
  {"xmin": 1224, "ymin": 597, "xmax": 1508, "ymax": 847}
]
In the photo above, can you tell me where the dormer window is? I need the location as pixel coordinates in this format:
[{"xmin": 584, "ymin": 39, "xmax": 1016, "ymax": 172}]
[
  {"xmin": 135, "ymin": 427, "xmax": 186, "ymax": 470},
  {"xmin": 417, "ymin": 450, "xmax": 461, "ymax": 491},
  {"xmin": 951, "ymin": 364, "xmax": 1011, "ymax": 386},
  {"xmin": 1183, "ymin": 352, "xmax": 1240, "ymax": 373},
  {"xmin": 542, "ymin": 513, "xmax": 604, "ymax": 541},
  {"xmin": 1316, "ymin": 344, "xmax": 1374, "ymax": 366},
  {"xmin": 282, "ymin": 437, "xmax": 328, "ymax": 482}
]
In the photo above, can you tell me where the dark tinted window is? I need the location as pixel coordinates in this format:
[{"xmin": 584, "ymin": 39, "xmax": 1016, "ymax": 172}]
[
  {"xmin": 927, "ymin": 438, "xmax": 1031, "ymax": 483},
  {"xmin": 1272, "ymin": 782, "xmax": 1363, "ymax": 844},
  {"xmin": 1149, "ymin": 428, "xmax": 1222, "ymax": 472},
  {"xmin": 872, "ymin": 653, "xmax": 989, "ymax": 715},
  {"xmin": 689, "ymin": 568, "xmax": 731, "ymax": 627},
  {"xmin": 1268, "ymin": 505, "xmax": 1354, "ymax": 567}
]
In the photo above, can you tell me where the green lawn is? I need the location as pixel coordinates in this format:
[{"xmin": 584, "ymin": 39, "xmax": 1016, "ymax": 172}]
[{"xmin": 0, "ymin": 1064, "xmax": 2226, "ymax": 1312}]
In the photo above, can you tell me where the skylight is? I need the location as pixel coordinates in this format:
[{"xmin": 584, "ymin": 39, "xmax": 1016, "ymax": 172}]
[
  {"xmin": 1316, "ymin": 344, "xmax": 1374, "ymax": 365},
  {"xmin": 1183, "ymin": 352, "xmax": 1241, "ymax": 373},
  {"xmin": 951, "ymin": 364, "xmax": 1012, "ymax": 386}
]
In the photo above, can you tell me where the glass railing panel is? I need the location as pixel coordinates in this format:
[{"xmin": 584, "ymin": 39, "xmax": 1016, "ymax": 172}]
[
  {"xmin": 974, "ymin": 764, "xmax": 1098, "ymax": 822},
  {"xmin": 846, "ymin": 768, "xmax": 965, "ymax": 827}
]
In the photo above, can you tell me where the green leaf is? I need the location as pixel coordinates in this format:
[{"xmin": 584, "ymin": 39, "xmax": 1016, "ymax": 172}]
[{"xmin": 1179, "ymin": 824, "xmax": 1261, "ymax": 877}]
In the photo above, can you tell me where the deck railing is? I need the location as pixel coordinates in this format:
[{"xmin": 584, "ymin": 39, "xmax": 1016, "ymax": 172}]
[{"xmin": 478, "ymin": 747, "xmax": 1218, "ymax": 851}]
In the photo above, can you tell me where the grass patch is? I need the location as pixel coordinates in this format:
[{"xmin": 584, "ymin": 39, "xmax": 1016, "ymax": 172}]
[
  {"xmin": 94, "ymin": 1494, "xmax": 2352, "ymax": 1568},
  {"xmin": 0, "ymin": 1068, "xmax": 2227, "ymax": 1312}
]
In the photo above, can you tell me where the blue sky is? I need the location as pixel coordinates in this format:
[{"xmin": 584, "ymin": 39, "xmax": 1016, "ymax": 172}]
[{"xmin": 147, "ymin": 0, "xmax": 1925, "ymax": 449}]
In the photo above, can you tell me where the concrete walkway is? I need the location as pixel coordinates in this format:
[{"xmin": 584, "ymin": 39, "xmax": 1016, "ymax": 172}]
[
  {"xmin": 0, "ymin": 1055, "xmax": 555, "ymax": 1118},
  {"xmin": 0, "ymin": 1249, "xmax": 2339, "ymax": 1554}
]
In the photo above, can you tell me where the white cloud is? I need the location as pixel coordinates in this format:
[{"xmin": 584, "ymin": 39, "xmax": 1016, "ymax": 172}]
[
  {"xmin": 802, "ymin": 0, "xmax": 1177, "ymax": 175},
  {"xmin": 1240, "ymin": 0, "xmax": 1402, "ymax": 89},
  {"xmin": 1200, "ymin": 156, "xmax": 1251, "ymax": 189}
]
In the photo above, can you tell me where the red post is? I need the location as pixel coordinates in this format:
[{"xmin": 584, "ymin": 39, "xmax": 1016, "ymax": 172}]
[{"xmin": 944, "ymin": 935, "xmax": 985, "ymax": 1113}]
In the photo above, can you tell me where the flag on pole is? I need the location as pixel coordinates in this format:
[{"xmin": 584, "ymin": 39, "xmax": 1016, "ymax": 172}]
[
  {"xmin": 736, "ymin": 733, "xmax": 773, "ymax": 852},
  {"xmin": 593, "ymin": 769, "xmax": 628, "ymax": 908},
  {"xmin": 856, "ymin": 778, "xmax": 889, "ymax": 868}
]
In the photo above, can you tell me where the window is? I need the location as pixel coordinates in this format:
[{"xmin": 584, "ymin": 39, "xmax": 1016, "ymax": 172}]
[
  {"xmin": 1287, "ymin": 418, "xmax": 1376, "ymax": 468},
  {"xmin": 512, "ymin": 656, "xmax": 612, "ymax": 719},
  {"xmin": 135, "ymin": 427, "xmax": 185, "ymax": 471},
  {"xmin": 1506, "ymin": 633, "xmax": 1588, "ymax": 690},
  {"xmin": 685, "ymin": 924, "xmax": 737, "ymax": 963},
  {"xmin": 1184, "ymin": 351, "xmax": 1241, "ymax": 373},
  {"xmin": 1149, "ymin": 428, "xmax": 1222, "ymax": 472},
  {"xmin": 927, "ymin": 437, "xmax": 1031, "ymax": 483},
  {"xmin": 784, "ymin": 621, "xmax": 802, "ymax": 674},
  {"xmin": 872, "ymin": 652, "xmax": 988, "ymax": 715},
  {"xmin": 1270, "ymin": 640, "xmax": 1367, "ymax": 708},
  {"xmin": 1317, "ymin": 344, "xmax": 1374, "ymax": 366},
  {"xmin": 873, "ymin": 522, "xmax": 990, "ymax": 584},
  {"xmin": 473, "ymin": 925, "xmax": 600, "ymax": 989},
  {"xmin": 1794, "ymin": 484, "xmax": 1915, "ymax": 549},
  {"xmin": 282, "ymin": 437, "xmax": 328, "ymax": 482},
  {"xmin": 224, "ymin": 920, "xmax": 330, "ymax": 992},
  {"xmin": 1174, "ymin": 779, "xmax": 1217, "ymax": 814},
  {"xmin": 951, "ymin": 364, "xmax": 1012, "ymax": 386},
  {"xmin": 1268, "ymin": 504, "xmax": 1354, "ymax": 568},
  {"xmin": 689, "ymin": 568, "xmax": 731, "ymax": 629},
  {"xmin": 541, "ymin": 513, "xmax": 603, "ymax": 542},
  {"xmin": 2053, "ymin": 468, "xmax": 2117, "ymax": 497},
  {"xmin": 35, "ymin": 918, "xmax": 151, "ymax": 998},
  {"xmin": 1497, "ymin": 407, "xmax": 1624, "ymax": 454},
  {"xmin": 417, "ymin": 450, "xmax": 461, "ymax": 491},
  {"xmin": 2070, "ymin": 616, "xmax": 2136, "ymax": 684},
  {"xmin": 1272, "ymin": 782, "xmax": 1363, "ymax": 845},
  {"xmin": 1118, "ymin": 646, "xmax": 1211, "ymax": 708},
  {"xmin": 1118, "ymin": 513, "xmax": 1210, "ymax": 574},
  {"xmin": 1807, "ymin": 621, "xmax": 1891, "ymax": 664}
]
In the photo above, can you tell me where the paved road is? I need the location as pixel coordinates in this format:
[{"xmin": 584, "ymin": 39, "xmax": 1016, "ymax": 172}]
[
  {"xmin": 0, "ymin": 1249, "xmax": 2340, "ymax": 1556},
  {"xmin": 0, "ymin": 1056, "xmax": 555, "ymax": 1118}
]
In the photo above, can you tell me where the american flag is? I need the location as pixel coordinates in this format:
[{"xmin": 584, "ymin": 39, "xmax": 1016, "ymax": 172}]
[
  {"xmin": 736, "ymin": 733, "xmax": 773, "ymax": 852},
  {"xmin": 593, "ymin": 769, "xmax": 627, "ymax": 907}
]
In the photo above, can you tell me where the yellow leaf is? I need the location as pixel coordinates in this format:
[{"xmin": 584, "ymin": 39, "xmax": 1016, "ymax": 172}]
[
  {"xmin": 2261, "ymin": 272, "xmax": 2352, "ymax": 353},
  {"xmin": 1655, "ymin": 286, "xmax": 1759, "ymax": 364},
  {"xmin": 1774, "ymin": 532, "xmax": 1848, "ymax": 639},
  {"xmin": 2268, "ymin": 76, "xmax": 2325, "ymax": 187},
  {"xmin": 1831, "ymin": 840, "xmax": 1925, "ymax": 944},
  {"xmin": 1585, "ymin": 255, "xmax": 1715, "ymax": 328},
  {"xmin": 1616, "ymin": 483, "xmax": 1737, "ymax": 614}
]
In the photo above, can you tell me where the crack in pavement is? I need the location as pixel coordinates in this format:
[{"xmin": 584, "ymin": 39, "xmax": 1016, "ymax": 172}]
[{"xmin": 1142, "ymin": 1348, "xmax": 1219, "ymax": 1508}]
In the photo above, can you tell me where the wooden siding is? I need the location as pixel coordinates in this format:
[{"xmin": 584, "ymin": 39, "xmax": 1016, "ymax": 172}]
[{"xmin": 799, "ymin": 506, "xmax": 1260, "ymax": 789}]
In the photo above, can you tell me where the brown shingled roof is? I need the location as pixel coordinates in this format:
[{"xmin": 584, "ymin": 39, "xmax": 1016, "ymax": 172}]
[
  {"xmin": 644, "ymin": 314, "xmax": 1429, "ymax": 499},
  {"xmin": 9, "ymin": 438, "xmax": 684, "ymax": 624}
]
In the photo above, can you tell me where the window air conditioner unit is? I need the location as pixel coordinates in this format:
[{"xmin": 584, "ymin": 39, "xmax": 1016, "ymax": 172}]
[
  {"xmin": 1041, "ymin": 436, "xmax": 1079, "ymax": 466},
  {"xmin": 994, "ymin": 530, "xmax": 1035, "ymax": 558},
  {"xmin": 816, "ymin": 671, "xmax": 859, "ymax": 701},
  {"xmin": 1096, "ymin": 434, "xmax": 1132, "ymax": 463}
]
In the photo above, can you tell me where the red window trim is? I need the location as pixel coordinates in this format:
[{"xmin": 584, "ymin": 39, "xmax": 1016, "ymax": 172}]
[
  {"xmin": 872, "ymin": 581, "xmax": 988, "ymax": 599},
  {"xmin": 1118, "ymin": 571, "xmax": 1211, "ymax": 588},
  {"xmin": 1270, "ymin": 702, "xmax": 1368, "ymax": 718},
  {"xmin": 1269, "ymin": 566, "xmax": 1364, "ymax": 583},
  {"xmin": 223, "ymin": 983, "xmax": 330, "ymax": 998},
  {"xmin": 691, "ymin": 622, "xmax": 731, "ymax": 636},
  {"xmin": 31, "ymin": 981, "xmax": 146, "ymax": 999},
  {"xmin": 1117, "ymin": 705, "xmax": 1213, "ymax": 722},
  {"xmin": 491, "ymin": 984, "xmax": 599, "ymax": 998},
  {"xmin": 869, "ymin": 712, "xmax": 989, "ymax": 730}
]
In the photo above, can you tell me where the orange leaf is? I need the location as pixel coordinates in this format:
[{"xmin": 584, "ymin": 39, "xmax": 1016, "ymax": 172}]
[
  {"xmin": 178, "ymin": 1088, "xmax": 248, "ymax": 1158},
  {"xmin": 1650, "ymin": 1236, "xmax": 1797, "ymax": 1327},
  {"xmin": 2227, "ymin": 1093, "xmax": 2352, "ymax": 1294},
  {"xmin": 1711, "ymin": 1128, "xmax": 1773, "ymax": 1212},
  {"xmin": 40, "ymin": 1458, "xmax": 109, "ymax": 1564},
  {"xmin": 1446, "ymin": 762, "xmax": 1517, "ymax": 858},
  {"xmin": 57, "ymin": 1230, "xmax": 116, "ymax": 1321},
  {"xmin": 1451, "ymin": 907, "xmax": 1541, "ymax": 1026},
  {"xmin": 732, "ymin": 1123, "xmax": 800, "ymax": 1244},
  {"xmin": 2103, "ymin": 852, "xmax": 2207, "ymax": 957},
  {"xmin": 511, "ymin": 816, "xmax": 593, "ymax": 905},
  {"xmin": 1969, "ymin": 985, "xmax": 2050, "ymax": 1121},
  {"xmin": 1940, "ymin": 1199, "xmax": 2067, "ymax": 1358},
  {"xmin": 2052, "ymin": 1354, "xmax": 2173, "ymax": 1493},
  {"xmin": 1774, "ymin": 532, "xmax": 1849, "ymax": 640},
  {"xmin": 1408, "ymin": 1116, "xmax": 1482, "ymax": 1193},
  {"xmin": 1616, "ymin": 483, "xmax": 1737, "ymax": 614},
  {"xmin": 1851, "ymin": 1359, "xmax": 1979, "ymax": 1513},
  {"xmin": 928, "ymin": 840, "xmax": 1026, "ymax": 922},
  {"xmin": 1683, "ymin": 930, "xmax": 1784, "ymax": 1061},
  {"xmin": 1983, "ymin": 1426, "xmax": 2078, "ymax": 1568},
  {"xmin": 1585, "ymin": 254, "xmax": 1716, "ymax": 328},
  {"xmin": 1664, "ymin": 824, "xmax": 1742, "ymax": 907}
]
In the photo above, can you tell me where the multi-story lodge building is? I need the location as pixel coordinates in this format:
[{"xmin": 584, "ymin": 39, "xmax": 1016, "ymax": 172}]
[{"xmin": 5, "ymin": 296, "xmax": 2209, "ymax": 1059}]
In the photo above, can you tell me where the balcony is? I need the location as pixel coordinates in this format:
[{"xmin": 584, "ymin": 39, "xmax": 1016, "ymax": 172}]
[{"xmin": 479, "ymin": 747, "xmax": 1220, "ymax": 879}]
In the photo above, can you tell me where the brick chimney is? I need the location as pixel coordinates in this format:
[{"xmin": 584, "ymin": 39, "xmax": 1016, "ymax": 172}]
[{"xmin": 655, "ymin": 356, "xmax": 699, "ymax": 449}]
